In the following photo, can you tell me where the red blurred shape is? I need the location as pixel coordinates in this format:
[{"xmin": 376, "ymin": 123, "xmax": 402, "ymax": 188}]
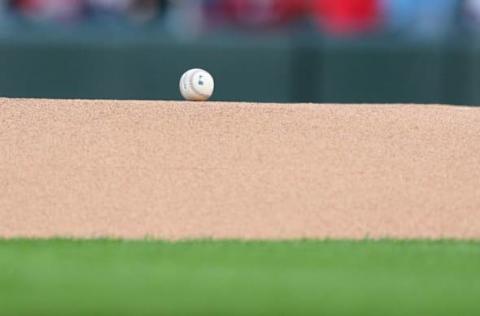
[{"xmin": 312, "ymin": 0, "xmax": 380, "ymax": 35}]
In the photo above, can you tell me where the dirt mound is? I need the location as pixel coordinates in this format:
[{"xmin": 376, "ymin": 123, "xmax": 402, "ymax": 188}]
[{"xmin": 1, "ymin": 98, "xmax": 479, "ymax": 239}]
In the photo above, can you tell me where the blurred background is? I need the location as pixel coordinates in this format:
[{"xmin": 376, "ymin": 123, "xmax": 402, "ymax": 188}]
[{"xmin": 0, "ymin": 0, "xmax": 479, "ymax": 105}]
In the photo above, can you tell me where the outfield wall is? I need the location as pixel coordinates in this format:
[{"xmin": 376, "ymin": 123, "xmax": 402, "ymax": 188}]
[{"xmin": 0, "ymin": 32, "xmax": 478, "ymax": 105}]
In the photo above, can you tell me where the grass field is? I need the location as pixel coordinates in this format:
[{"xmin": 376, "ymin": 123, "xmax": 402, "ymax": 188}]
[{"xmin": 1, "ymin": 240, "xmax": 479, "ymax": 316}]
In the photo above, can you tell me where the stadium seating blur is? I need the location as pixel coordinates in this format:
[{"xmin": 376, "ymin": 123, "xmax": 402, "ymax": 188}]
[
  {"xmin": 1, "ymin": 0, "xmax": 479, "ymax": 39},
  {"xmin": 2, "ymin": 1, "xmax": 480, "ymax": 105}
]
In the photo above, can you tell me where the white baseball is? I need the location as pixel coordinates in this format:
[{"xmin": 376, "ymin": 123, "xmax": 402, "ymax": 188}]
[{"xmin": 179, "ymin": 68, "xmax": 214, "ymax": 101}]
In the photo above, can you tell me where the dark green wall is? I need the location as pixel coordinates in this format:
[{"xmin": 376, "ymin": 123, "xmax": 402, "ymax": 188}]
[{"xmin": 0, "ymin": 33, "xmax": 477, "ymax": 105}]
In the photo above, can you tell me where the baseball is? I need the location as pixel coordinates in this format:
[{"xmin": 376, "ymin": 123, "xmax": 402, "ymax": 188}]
[{"xmin": 179, "ymin": 68, "xmax": 215, "ymax": 101}]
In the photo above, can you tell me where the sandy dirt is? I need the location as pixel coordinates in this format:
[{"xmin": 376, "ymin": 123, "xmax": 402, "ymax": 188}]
[{"xmin": 1, "ymin": 98, "xmax": 480, "ymax": 239}]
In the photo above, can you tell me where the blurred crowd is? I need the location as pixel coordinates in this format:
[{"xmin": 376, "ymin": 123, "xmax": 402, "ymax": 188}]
[{"xmin": 1, "ymin": 0, "xmax": 480, "ymax": 38}]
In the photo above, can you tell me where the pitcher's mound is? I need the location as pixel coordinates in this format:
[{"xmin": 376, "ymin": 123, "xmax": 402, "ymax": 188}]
[{"xmin": 1, "ymin": 98, "xmax": 479, "ymax": 239}]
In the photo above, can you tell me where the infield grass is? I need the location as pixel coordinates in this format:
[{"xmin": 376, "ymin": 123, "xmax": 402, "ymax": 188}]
[{"xmin": 0, "ymin": 240, "xmax": 479, "ymax": 316}]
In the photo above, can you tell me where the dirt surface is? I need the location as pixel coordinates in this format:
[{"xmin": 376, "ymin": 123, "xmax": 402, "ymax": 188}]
[{"xmin": 1, "ymin": 98, "xmax": 480, "ymax": 239}]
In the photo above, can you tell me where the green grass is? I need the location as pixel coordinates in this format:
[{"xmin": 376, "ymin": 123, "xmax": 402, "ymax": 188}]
[{"xmin": 0, "ymin": 240, "xmax": 479, "ymax": 316}]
